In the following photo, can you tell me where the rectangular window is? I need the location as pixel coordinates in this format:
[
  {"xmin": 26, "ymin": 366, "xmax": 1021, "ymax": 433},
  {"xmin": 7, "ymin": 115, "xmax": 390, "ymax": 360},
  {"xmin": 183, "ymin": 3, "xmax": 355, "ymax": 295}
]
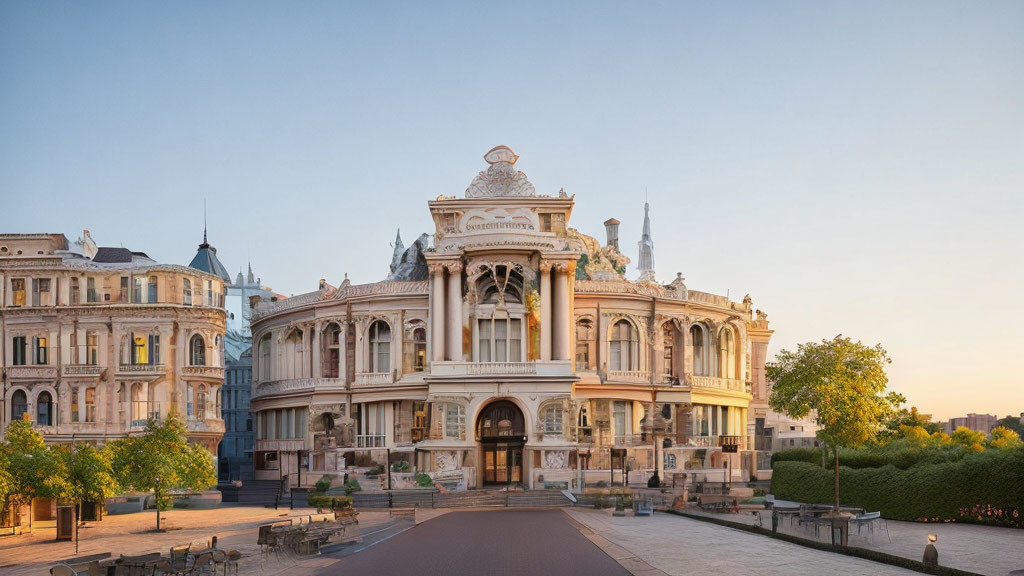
[
  {"xmin": 86, "ymin": 333, "xmax": 98, "ymax": 365},
  {"xmin": 12, "ymin": 336, "xmax": 27, "ymax": 365},
  {"xmin": 510, "ymin": 319, "xmax": 522, "ymax": 362},
  {"xmin": 132, "ymin": 334, "xmax": 148, "ymax": 365},
  {"xmin": 87, "ymin": 278, "xmax": 98, "ymax": 303},
  {"xmin": 478, "ymin": 320, "xmax": 491, "ymax": 362},
  {"xmin": 35, "ymin": 336, "xmax": 48, "ymax": 365},
  {"xmin": 33, "ymin": 278, "xmax": 50, "ymax": 306},
  {"xmin": 206, "ymin": 281, "xmax": 212, "ymax": 306},
  {"xmin": 85, "ymin": 388, "xmax": 96, "ymax": 422},
  {"xmin": 133, "ymin": 277, "xmax": 144, "ymax": 303},
  {"xmin": 444, "ymin": 404, "xmax": 465, "ymax": 440},
  {"xmin": 495, "ymin": 319, "xmax": 507, "ymax": 362},
  {"xmin": 70, "ymin": 278, "xmax": 80, "ymax": 304},
  {"xmin": 11, "ymin": 279, "xmax": 26, "ymax": 306},
  {"xmin": 149, "ymin": 334, "xmax": 160, "ymax": 365},
  {"xmin": 613, "ymin": 401, "xmax": 627, "ymax": 437},
  {"xmin": 119, "ymin": 277, "xmax": 129, "ymax": 303},
  {"xmin": 71, "ymin": 386, "xmax": 80, "ymax": 422},
  {"xmin": 148, "ymin": 276, "xmax": 158, "ymax": 303}
]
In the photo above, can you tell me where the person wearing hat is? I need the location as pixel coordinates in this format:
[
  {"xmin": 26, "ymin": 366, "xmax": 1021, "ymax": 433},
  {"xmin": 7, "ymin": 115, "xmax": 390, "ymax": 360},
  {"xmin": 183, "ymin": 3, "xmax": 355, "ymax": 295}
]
[{"xmin": 923, "ymin": 533, "xmax": 939, "ymax": 567}]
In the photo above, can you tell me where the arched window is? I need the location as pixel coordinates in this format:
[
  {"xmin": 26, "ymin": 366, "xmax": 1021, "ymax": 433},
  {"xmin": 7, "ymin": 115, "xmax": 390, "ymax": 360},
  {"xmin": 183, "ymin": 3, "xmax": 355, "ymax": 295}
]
[
  {"xmin": 183, "ymin": 278, "xmax": 192, "ymax": 305},
  {"xmin": 609, "ymin": 320, "xmax": 638, "ymax": 371},
  {"xmin": 402, "ymin": 323, "xmax": 427, "ymax": 373},
  {"xmin": 575, "ymin": 318, "xmax": 595, "ymax": 371},
  {"xmin": 322, "ymin": 323, "xmax": 342, "ymax": 378},
  {"xmin": 258, "ymin": 334, "xmax": 271, "ymax": 380},
  {"xmin": 190, "ymin": 334, "xmax": 206, "ymax": 366},
  {"xmin": 662, "ymin": 323, "xmax": 676, "ymax": 381},
  {"xmin": 541, "ymin": 404, "xmax": 564, "ymax": 435},
  {"xmin": 196, "ymin": 384, "xmax": 208, "ymax": 418},
  {"xmin": 36, "ymin": 391, "xmax": 53, "ymax": 426},
  {"xmin": 690, "ymin": 325, "xmax": 708, "ymax": 376},
  {"xmin": 11, "ymin": 389, "xmax": 28, "ymax": 421},
  {"xmin": 368, "ymin": 320, "xmax": 391, "ymax": 373},
  {"xmin": 719, "ymin": 326, "xmax": 736, "ymax": 379}
]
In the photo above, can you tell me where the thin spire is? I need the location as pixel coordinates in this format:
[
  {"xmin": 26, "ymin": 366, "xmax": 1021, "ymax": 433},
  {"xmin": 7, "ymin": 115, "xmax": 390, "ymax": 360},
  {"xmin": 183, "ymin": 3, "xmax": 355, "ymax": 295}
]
[{"xmin": 203, "ymin": 200, "xmax": 208, "ymax": 245}]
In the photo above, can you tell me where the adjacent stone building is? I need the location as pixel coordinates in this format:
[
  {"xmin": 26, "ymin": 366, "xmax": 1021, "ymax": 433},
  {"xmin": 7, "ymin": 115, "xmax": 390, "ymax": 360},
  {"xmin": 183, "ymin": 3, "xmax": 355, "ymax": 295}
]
[
  {"xmin": 0, "ymin": 230, "xmax": 228, "ymax": 454},
  {"xmin": 249, "ymin": 146, "xmax": 774, "ymax": 490}
]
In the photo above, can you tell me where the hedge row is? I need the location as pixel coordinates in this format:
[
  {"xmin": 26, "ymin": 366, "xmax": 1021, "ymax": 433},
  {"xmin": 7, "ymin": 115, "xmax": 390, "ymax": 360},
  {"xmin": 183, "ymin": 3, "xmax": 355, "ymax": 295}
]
[
  {"xmin": 770, "ymin": 449, "xmax": 1024, "ymax": 527},
  {"xmin": 771, "ymin": 444, "xmax": 975, "ymax": 471}
]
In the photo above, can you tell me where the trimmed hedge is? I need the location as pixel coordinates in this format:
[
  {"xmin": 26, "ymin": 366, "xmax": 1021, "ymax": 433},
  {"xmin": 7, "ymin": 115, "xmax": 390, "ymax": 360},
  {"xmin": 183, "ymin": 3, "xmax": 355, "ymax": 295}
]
[
  {"xmin": 771, "ymin": 448, "xmax": 825, "ymax": 467},
  {"xmin": 770, "ymin": 449, "xmax": 1024, "ymax": 527},
  {"xmin": 307, "ymin": 494, "xmax": 353, "ymax": 511}
]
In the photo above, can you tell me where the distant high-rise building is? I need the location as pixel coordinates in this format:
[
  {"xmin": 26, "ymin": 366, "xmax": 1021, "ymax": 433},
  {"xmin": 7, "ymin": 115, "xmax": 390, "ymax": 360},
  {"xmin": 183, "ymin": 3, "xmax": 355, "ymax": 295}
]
[{"xmin": 637, "ymin": 201, "xmax": 655, "ymax": 282}]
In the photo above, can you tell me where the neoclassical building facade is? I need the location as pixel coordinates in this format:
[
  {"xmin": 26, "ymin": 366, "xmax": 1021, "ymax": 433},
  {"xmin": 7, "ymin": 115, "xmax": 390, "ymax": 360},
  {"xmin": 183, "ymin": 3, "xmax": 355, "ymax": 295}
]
[
  {"xmin": 250, "ymin": 146, "xmax": 773, "ymax": 489},
  {"xmin": 0, "ymin": 231, "xmax": 228, "ymax": 452}
]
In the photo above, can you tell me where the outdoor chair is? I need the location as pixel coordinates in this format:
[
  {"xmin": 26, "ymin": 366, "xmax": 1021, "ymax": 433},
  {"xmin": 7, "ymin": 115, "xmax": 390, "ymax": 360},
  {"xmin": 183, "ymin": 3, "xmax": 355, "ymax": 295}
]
[
  {"xmin": 164, "ymin": 543, "xmax": 191, "ymax": 575},
  {"xmin": 185, "ymin": 552, "xmax": 215, "ymax": 576},
  {"xmin": 222, "ymin": 550, "xmax": 241, "ymax": 576},
  {"xmin": 853, "ymin": 511, "xmax": 890, "ymax": 543}
]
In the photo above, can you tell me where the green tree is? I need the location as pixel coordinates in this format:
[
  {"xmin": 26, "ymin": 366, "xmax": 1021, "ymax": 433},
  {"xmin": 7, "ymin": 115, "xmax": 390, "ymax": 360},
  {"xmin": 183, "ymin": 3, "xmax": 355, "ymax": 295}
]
[
  {"xmin": 1, "ymin": 419, "xmax": 67, "ymax": 510},
  {"xmin": 993, "ymin": 416, "xmax": 1024, "ymax": 437},
  {"xmin": 881, "ymin": 406, "xmax": 940, "ymax": 440},
  {"xmin": 767, "ymin": 335, "xmax": 904, "ymax": 513},
  {"xmin": 54, "ymin": 444, "xmax": 119, "ymax": 517},
  {"xmin": 987, "ymin": 426, "xmax": 1023, "ymax": 450},
  {"xmin": 950, "ymin": 426, "xmax": 986, "ymax": 452},
  {"xmin": 108, "ymin": 416, "xmax": 216, "ymax": 531}
]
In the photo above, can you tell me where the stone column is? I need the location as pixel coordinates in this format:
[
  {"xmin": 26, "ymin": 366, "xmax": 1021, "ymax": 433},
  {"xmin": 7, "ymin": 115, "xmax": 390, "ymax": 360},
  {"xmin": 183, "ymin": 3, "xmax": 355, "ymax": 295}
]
[
  {"xmin": 446, "ymin": 262, "xmax": 463, "ymax": 362},
  {"xmin": 540, "ymin": 263, "xmax": 552, "ymax": 361},
  {"xmin": 430, "ymin": 264, "xmax": 446, "ymax": 362},
  {"xmin": 312, "ymin": 321, "xmax": 322, "ymax": 379},
  {"xmin": 552, "ymin": 265, "xmax": 570, "ymax": 361}
]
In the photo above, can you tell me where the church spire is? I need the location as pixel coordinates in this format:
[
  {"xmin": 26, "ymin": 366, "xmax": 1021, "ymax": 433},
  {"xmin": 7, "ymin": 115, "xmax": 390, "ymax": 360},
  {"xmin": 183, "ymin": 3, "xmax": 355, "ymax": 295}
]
[
  {"xmin": 389, "ymin": 228, "xmax": 405, "ymax": 275},
  {"xmin": 637, "ymin": 199, "xmax": 656, "ymax": 282}
]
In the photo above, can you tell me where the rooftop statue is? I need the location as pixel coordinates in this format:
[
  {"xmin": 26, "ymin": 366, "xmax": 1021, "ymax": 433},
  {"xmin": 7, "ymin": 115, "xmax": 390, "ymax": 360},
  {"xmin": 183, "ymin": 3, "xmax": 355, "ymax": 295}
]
[{"xmin": 466, "ymin": 145, "xmax": 537, "ymax": 198}]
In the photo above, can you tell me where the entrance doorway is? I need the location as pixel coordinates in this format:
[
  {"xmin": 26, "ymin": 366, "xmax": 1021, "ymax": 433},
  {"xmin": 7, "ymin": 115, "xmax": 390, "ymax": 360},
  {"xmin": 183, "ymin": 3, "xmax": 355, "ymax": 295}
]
[
  {"xmin": 482, "ymin": 443, "xmax": 522, "ymax": 484},
  {"xmin": 476, "ymin": 400, "xmax": 526, "ymax": 487}
]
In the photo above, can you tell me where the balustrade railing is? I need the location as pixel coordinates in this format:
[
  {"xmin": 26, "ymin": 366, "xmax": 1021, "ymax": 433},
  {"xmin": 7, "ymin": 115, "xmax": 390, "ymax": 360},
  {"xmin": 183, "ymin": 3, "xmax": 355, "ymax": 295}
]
[
  {"xmin": 354, "ymin": 372, "xmax": 394, "ymax": 387},
  {"xmin": 181, "ymin": 365, "xmax": 225, "ymax": 378},
  {"xmin": 118, "ymin": 363, "xmax": 166, "ymax": 374},
  {"xmin": 465, "ymin": 362, "xmax": 536, "ymax": 375},
  {"xmin": 690, "ymin": 376, "xmax": 745, "ymax": 392},
  {"xmin": 356, "ymin": 434, "xmax": 386, "ymax": 448},
  {"xmin": 605, "ymin": 370, "xmax": 650, "ymax": 383},
  {"xmin": 62, "ymin": 364, "xmax": 103, "ymax": 376}
]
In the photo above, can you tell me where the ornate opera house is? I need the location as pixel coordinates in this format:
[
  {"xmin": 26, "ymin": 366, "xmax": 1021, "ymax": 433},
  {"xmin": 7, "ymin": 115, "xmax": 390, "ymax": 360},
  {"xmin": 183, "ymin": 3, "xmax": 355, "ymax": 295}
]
[{"xmin": 249, "ymin": 146, "xmax": 774, "ymax": 490}]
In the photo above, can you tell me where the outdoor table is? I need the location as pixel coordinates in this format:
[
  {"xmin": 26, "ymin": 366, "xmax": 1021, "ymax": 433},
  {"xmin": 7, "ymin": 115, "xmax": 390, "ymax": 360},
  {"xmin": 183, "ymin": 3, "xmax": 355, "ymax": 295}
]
[{"xmin": 98, "ymin": 553, "xmax": 166, "ymax": 576}]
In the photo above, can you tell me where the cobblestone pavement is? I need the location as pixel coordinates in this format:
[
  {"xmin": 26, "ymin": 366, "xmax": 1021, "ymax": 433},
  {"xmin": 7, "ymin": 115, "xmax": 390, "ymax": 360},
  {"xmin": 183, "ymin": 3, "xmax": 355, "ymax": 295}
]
[
  {"xmin": 0, "ymin": 504, "xmax": 395, "ymax": 576},
  {"xmin": 687, "ymin": 507, "xmax": 1024, "ymax": 576},
  {"xmin": 565, "ymin": 508, "xmax": 923, "ymax": 576}
]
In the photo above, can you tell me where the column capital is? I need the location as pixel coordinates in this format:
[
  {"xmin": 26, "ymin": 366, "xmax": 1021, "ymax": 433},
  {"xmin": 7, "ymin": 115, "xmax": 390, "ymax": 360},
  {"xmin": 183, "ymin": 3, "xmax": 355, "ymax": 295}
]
[
  {"xmin": 427, "ymin": 262, "xmax": 448, "ymax": 275},
  {"xmin": 445, "ymin": 261, "xmax": 464, "ymax": 274},
  {"xmin": 539, "ymin": 261, "xmax": 555, "ymax": 273}
]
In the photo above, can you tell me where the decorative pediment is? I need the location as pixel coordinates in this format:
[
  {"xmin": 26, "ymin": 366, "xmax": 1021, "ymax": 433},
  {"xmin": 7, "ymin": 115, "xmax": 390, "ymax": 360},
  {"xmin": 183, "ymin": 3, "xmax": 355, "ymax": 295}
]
[{"xmin": 466, "ymin": 146, "xmax": 537, "ymax": 198}]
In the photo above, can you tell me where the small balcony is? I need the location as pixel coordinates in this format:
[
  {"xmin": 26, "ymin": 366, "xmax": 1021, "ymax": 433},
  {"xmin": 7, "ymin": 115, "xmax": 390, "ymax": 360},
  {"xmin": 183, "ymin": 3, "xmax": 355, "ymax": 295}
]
[
  {"xmin": 604, "ymin": 370, "xmax": 650, "ymax": 384},
  {"xmin": 187, "ymin": 417, "xmax": 226, "ymax": 435},
  {"xmin": 5, "ymin": 365, "xmax": 58, "ymax": 381},
  {"xmin": 356, "ymin": 434, "xmax": 386, "ymax": 448},
  {"xmin": 430, "ymin": 360, "xmax": 572, "ymax": 378},
  {"xmin": 117, "ymin": 364, "xmax": 166, "ymax": 380},
  {"xmin": 181, "ymin": 365, "xmax": 225, "ymax": 382},
  {"xmin": 62, "ymin": 364, "xmax": 104, "ymax": 378},
  {"xmin": 354, "ymin": 372, "xmax": 394, "ymax": 387},
  {"xmin": 690, "ymin": 376, "xmax": 746, "ymax": 393}
]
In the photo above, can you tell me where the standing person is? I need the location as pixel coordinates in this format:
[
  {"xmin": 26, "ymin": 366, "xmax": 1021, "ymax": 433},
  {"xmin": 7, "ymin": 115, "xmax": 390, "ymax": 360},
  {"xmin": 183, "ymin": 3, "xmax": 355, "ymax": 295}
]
[{"xmin": 923, "ymin": 534, "xmax": 939, "ymax": 567}]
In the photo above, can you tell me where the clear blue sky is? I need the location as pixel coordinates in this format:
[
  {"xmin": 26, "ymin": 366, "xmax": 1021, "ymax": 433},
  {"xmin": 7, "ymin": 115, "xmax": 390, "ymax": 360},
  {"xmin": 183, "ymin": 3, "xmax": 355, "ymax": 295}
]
[{"xmin": 2, "ymin": 1, "xmax": 1022, "ymax": 420}]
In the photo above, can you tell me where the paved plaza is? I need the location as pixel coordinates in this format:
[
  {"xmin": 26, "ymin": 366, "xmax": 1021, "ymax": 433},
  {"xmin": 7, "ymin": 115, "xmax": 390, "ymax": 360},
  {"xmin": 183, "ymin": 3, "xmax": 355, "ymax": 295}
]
[{"xmin": 2, "ymin": 504, "xmax": 1022, "ymax": 576}]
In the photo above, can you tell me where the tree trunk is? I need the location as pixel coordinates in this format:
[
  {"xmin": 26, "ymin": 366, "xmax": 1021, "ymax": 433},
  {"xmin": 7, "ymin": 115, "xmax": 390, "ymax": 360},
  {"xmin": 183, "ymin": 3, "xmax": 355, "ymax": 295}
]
[
  {"xmin": 155, "ymin": 489, "xmax": 161, "ymax": 531},
  {"xmin": 833, "ymin": 447, "xmax": 840, "ymax": 513}
]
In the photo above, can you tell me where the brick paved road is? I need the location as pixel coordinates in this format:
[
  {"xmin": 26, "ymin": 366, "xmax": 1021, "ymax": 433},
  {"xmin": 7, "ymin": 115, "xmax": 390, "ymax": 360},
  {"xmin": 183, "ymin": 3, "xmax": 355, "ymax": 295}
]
[{"xmin": 320, "ymin": 509, "xmax": 630, "ymax": 576}]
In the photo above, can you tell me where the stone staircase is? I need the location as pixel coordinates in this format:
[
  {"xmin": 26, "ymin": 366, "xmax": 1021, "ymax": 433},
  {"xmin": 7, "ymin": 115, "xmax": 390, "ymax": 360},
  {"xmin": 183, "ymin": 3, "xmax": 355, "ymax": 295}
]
[
  {"xmin": 234, "ymin": 480, "xmax": 282, "ymax": 506},
  {"xmin": 350, "ymin": 489, "xmax": 572, "ymax": 509}
]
